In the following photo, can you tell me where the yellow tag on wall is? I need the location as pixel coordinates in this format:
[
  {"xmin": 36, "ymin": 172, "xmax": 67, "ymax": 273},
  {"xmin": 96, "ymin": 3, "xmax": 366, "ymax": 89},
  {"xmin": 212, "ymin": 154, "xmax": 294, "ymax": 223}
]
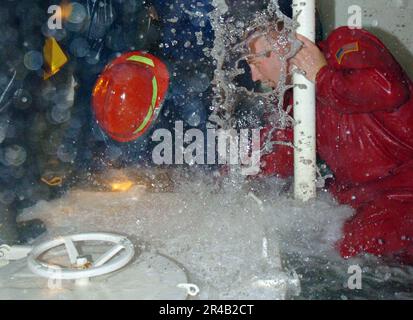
[{"xmin": 43, "ymin": 37, "xmax": 68, "ymax": 80}]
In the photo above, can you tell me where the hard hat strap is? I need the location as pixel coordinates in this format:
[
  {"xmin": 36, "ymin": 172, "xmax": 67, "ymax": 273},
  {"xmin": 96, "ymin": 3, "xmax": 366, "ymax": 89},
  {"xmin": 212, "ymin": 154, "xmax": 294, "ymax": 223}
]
[
  {"xmin": 126, "ymin": 55, "xmax": 155, "ymax": 67},
  {"xmin": 125, "ymin": 55, "xmax": 160, "ymax": 134},
  {"xmin": 134, "ymin": 76, "xmax": 158, "ymax": 134}
]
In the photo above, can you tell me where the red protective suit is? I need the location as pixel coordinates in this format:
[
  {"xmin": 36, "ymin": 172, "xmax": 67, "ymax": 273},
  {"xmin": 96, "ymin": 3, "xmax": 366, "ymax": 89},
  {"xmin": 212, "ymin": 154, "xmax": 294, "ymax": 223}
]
[{"xmin": 261, "ymin": 27, "xmax": 413, "ymax": 264}]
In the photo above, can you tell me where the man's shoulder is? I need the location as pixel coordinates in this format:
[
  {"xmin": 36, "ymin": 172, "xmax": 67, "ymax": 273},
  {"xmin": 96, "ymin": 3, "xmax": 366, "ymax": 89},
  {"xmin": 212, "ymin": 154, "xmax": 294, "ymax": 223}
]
[
  {"xmin": 327, "ymin": 26, "xmax": 383, "ymax": 45},
  {"xmin": 320, "ymin": 26, "xmax": 390, "ymax": 67}
]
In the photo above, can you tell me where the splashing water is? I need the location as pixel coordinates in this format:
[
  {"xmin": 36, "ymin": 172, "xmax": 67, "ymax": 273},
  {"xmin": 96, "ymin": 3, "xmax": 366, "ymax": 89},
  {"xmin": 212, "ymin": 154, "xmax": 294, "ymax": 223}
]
[
  {"xmin": 5, "ymin": 0, "xmax": 413, "ymax": 300},
  {"xmin": 17, "ymin": 168, "xmax": 413, "ymax": 299},
  {"xmin": 207, "ymin": 0, "xmax": 300, "ymax": 155},
  {"xmin": 185, "ymin": 0, "xmax": 413, "ymax": 298}
]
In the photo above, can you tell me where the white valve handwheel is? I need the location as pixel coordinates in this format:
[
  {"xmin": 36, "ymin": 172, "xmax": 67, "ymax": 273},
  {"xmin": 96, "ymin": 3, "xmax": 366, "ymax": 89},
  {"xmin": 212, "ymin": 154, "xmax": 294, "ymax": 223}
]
[{"xmin": 27, "ymin": 233, "xmax": 135, "ymax": 280}]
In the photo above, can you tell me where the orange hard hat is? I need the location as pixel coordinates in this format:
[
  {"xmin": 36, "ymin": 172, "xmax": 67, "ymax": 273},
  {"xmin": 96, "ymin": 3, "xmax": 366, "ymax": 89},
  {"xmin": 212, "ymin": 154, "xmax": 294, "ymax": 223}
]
[{"xmin": 92, "ymin": 51, "xmax": 170, "ymax": 143}]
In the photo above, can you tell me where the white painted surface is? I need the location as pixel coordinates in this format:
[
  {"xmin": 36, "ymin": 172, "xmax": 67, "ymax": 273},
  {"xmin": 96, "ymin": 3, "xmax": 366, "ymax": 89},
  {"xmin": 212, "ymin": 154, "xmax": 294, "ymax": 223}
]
[
  {"xmin": 293, "ymin": 0, "xmax": 317, "ymax": 202},
  {"xmin": 0, "ymin": 251, "xmax": 189, "ymax": 300}
]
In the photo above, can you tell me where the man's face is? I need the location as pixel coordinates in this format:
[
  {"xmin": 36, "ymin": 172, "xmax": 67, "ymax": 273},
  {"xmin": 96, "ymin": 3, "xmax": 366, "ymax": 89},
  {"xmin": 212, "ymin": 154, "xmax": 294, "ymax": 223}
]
[{"xmin": 247, "ymin": 36, "xmax": 284, "ymax": 89}]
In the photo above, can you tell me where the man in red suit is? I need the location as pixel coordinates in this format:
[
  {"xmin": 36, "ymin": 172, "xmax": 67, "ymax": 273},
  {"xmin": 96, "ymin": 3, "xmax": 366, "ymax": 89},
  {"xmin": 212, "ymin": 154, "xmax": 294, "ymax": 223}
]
[{"xmin": 246, "ymin": 25, "xmax": 413, "ymax": 264}]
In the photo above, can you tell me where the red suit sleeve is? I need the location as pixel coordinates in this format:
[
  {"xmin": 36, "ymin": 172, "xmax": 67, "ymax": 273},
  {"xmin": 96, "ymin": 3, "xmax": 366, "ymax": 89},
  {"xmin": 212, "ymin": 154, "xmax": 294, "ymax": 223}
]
[
  {"xmin": 259, "ymin": 91, "xmax": 295, "ymax": 178},
  {"xmin": 316, "ymin": 27, "xmax": 410, "ymax": 114},
  {"xmin": 260, "ymin": 127, "xmax": 294, "ymax": 178}
]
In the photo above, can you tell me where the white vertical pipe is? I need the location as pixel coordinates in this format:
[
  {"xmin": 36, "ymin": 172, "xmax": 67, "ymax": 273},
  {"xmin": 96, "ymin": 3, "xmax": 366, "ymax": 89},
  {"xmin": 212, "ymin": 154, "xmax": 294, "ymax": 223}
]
[{"xmin": 293, "ymin": 0, "xmax": 317, "ymax": 201}]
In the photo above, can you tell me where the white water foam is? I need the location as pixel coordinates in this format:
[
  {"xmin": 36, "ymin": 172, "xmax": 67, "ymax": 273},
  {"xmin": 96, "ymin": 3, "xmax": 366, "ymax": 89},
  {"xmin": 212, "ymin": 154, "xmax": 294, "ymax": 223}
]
[{"xmin": 18, "ymin": 169, "xmax": 355, "ymax": 299}]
